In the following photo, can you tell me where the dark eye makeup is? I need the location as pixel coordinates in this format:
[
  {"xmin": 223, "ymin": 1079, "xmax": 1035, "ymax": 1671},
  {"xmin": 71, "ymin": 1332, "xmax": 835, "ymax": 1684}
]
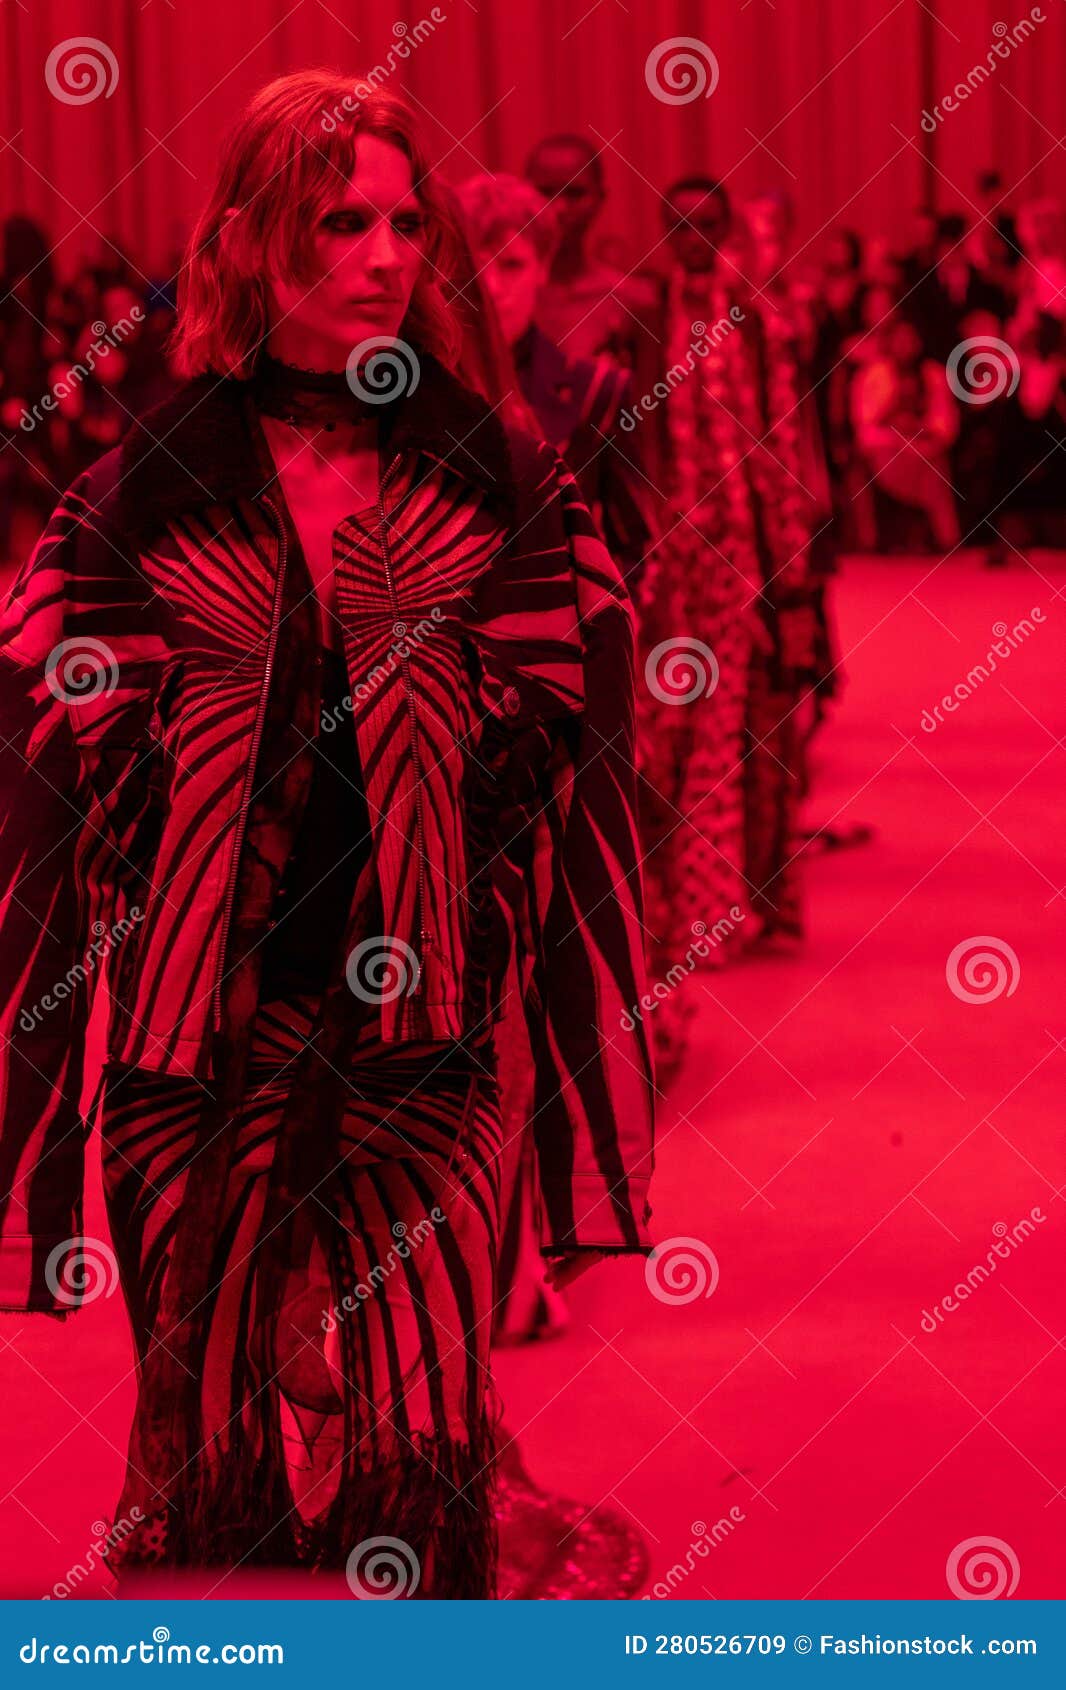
[{"xmin": 320, "ymin": 207, "xmax": 427, "ymax": 238}]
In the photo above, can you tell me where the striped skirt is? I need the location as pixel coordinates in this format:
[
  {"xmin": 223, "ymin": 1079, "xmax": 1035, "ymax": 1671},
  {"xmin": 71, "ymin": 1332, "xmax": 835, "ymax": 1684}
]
[{"xmin": 99, "ymin": 993, "xmax": 504, "ymax": 1597}]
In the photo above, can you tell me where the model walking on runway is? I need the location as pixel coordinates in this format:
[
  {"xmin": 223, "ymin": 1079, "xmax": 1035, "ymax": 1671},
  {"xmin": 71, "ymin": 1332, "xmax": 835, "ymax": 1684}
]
[{"xmin": 0, "ymin": 72, "xmax": 655, "ymax": 1594}]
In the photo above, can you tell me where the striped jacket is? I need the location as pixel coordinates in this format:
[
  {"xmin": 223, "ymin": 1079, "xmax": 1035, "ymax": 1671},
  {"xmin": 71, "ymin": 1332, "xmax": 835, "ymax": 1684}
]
[
  {"xmin": 514, "ymin": 323, "xmax": 655, "ymax": 591},
  {"xmin": 0, "ymin": 356, "xmax": 655, "ymax": 1310}
]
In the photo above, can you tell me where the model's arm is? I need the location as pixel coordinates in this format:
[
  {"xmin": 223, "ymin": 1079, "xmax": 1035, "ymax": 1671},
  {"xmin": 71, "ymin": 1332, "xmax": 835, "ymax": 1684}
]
[
  {"xmin": 594, "ymin": 366, "xmax": 658, "ymax": 601},
  {"xmin": 0, "ymin": 486, "xmax": 98, "ymax": 1316},
  {"xmin": 516, "ymin": 447, "xmax": 656, "ymax": 1256}
]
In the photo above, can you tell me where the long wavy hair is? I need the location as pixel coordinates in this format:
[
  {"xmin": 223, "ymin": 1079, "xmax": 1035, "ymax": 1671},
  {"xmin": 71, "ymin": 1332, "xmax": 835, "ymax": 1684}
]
[{"xmin": 169, "ymin": 70, "xmax": 465, "ymax": 379}]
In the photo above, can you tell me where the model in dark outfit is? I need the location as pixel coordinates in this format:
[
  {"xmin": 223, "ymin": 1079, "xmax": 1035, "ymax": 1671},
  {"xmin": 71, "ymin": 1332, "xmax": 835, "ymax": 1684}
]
[
  {"xmin": 93, "ymin": 360, "xmax": 503, "ymax": 1588},
  {"xmin": 0, "ymin": 351, "xmax": 655, "ymax": 1595},
  {"xmin": 0, "ymin": 78, "xmax": 655, "ymax": 1598}
]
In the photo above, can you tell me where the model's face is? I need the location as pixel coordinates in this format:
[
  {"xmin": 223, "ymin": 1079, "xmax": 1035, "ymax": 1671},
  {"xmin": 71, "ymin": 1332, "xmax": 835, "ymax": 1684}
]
[
  {"xmin": 664, "ymin": 190, "xmax": 730, "ymax": 274},
  {"xmin": 526, "ymin": 145, "xmax": 602, "ymax": 242},
  {"xmin": 267, "ymin": 134, "xmax": 427, "ymax": 359},
  {"xmin": 479, "ymin": 232, "xmax": 547, "ymax": 344}
]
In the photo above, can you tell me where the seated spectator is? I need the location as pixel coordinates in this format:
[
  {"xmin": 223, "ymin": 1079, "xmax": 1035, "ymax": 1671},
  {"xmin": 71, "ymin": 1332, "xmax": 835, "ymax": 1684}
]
[
  {"xmin": 995, "ymin": 309, "xmax": 1066, "ymax": 556},
  {"xmin": 1014, "ymin": 198, "xmax": 1066, "ymax": 330},
  {"xmin": 900, "ymin": 206, "xmax": 940, "ymax": 293},
  {"xmin": 814, "ymin": 229, "xmax": 867, "ymax": 483},
  {"xmin": 822, "ymin": 227, "xmax": 867, "ymax": 340},
  {"xmin": 966, "ymin": 222, "xmax": 1018, "ymax": 302},
  {"xmin": 910, "ymin": 214, "xmax": 1009, "ymax": 363},
  {"xmin": 975, "ymin": 169, "xmax": 1021, "ymax": 268},
  {"xmin": 852, "ymin": 313, "xmax": 960, "ymax": 551},
  {"xmin": 951, "ymin": 307, "xmax": 1014, "ymax": 554}
]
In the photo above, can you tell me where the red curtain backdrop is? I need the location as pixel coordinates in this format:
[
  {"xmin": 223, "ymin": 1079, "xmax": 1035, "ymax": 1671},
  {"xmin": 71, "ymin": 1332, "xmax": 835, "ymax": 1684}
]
[{"xmin": 2, "ymin": 0, "xmax": 1065, "ymax": 279}]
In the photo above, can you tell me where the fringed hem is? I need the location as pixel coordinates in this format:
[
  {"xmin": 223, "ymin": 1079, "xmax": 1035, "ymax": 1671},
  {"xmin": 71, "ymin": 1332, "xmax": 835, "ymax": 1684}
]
[
  {"xmin": 105, "ymin": 1415, "xmax": 499, "ymax": 1598},
  {"xmin": 105, "ymin": 1436, "xmax": 301, "ymax": 1583},
  {"xmin": 308, "ymin": 1414, "xmax": 499, "ymax": 1598}
]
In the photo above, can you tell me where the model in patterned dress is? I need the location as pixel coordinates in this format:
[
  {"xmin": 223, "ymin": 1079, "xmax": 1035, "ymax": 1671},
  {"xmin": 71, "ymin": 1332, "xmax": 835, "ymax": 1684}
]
[
  {"xmin": 635, "ymin": 177, "xmax": 821, "ymax": 1087},
  {"xmin": 0, "ymin": 75, "xmax": 655, "ymax": 1595}
]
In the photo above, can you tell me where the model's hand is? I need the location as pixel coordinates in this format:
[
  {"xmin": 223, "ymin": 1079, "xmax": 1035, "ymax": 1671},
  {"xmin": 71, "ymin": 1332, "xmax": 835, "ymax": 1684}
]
[{"xmin": 544, "ymin": 1250, "xmax": 608, "ymax": 1291}]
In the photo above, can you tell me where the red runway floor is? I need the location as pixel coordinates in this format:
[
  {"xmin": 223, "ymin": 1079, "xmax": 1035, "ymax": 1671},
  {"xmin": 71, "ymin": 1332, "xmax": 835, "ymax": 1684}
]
[{"xmin": 2, "ymin": 554, "xmax": 1063, "ymax": 1599}]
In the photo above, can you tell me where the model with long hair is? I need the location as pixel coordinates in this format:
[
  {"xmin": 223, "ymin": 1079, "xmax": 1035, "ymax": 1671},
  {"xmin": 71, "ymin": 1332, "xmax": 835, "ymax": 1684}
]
[{"xmin": 0, "ymin": 71, "xmax": 655, "ymax": 1595}]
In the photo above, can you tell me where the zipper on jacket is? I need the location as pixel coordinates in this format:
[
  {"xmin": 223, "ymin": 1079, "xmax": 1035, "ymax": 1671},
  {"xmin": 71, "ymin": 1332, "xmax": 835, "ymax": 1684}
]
[
  {"xmin": 376, "ymin": 453, "xmax": 433, "ymax": 999},
  {"xmin": 212, "ymin": 496, "xmax": 289, "ymax": 1035}
]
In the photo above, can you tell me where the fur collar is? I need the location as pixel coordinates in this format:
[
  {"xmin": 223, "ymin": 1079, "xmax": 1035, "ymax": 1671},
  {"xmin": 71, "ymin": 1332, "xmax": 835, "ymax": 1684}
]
[{"xmin": 116, "ymin": 352, "xmax": 516, "ymax": 544}]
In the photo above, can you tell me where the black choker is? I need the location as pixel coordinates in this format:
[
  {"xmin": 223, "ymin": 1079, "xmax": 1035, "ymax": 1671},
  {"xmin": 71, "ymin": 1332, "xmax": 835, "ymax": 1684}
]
[{"xmin": 251, "ymin": 351, "xmax": 385, "ymax": 432}]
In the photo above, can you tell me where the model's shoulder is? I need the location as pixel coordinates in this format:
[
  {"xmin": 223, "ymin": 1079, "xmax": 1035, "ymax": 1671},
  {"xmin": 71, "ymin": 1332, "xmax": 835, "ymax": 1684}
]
[
  {"xmin": 74, "ymin": 379, "xmax": 212, "ymax": 523},
  {"xmin": 501, "ymin": 417, "xmax": 563, "ymax": 489},
  {"xmin": 59, "ymin": 444, "xmax": 126, "ymax": 536}
]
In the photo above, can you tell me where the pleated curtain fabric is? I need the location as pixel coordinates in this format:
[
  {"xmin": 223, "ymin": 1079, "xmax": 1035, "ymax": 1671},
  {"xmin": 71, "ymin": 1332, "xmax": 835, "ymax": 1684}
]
[{"xmin": 5, "ymin": 0, "xmax": 1059, "ymax": 286}]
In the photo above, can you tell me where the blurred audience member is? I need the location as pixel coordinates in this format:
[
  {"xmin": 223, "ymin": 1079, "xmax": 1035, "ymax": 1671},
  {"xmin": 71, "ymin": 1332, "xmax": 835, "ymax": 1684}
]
[
  {"xmin": 1014, "ymin": 198, "xmax": 1066, "ymax": 326},
  {"xmin": 996, "ymin": 309, "xmax": 1066, "ymax": 555},
  {"xmin": 975, "ymin": 169, "xmax": 1021, "ymax": 267},
  {"xmin": 852, "ymin": 313, "xmax": 960, "ymax": 550},
  {"xmin": 0, "ymin": 219, "xmax": 177, "ymax": 570},
  {"xmin": 901, "ymin": 206, "xmax": 940, "ymax": 293}
]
